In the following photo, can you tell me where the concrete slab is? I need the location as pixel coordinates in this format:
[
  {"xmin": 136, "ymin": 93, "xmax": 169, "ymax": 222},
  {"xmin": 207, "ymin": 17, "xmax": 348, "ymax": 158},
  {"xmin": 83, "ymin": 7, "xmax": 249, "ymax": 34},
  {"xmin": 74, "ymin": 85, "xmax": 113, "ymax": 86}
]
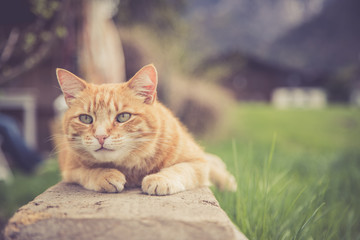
[{"xmin": 4, "ymin": 182, "xmax": 247, "ymax": 240}]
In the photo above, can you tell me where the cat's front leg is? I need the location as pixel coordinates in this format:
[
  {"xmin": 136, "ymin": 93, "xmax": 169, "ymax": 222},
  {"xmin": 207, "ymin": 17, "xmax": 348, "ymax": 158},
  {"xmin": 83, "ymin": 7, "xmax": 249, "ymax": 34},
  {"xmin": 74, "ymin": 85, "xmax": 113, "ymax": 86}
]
[
  {"xmin": 63, "ymin": 167, "xmax": 126, "ymax": 193},
  {"xmin": 141, "ymin": 161, "xmax": 209, "ymax": 195}
]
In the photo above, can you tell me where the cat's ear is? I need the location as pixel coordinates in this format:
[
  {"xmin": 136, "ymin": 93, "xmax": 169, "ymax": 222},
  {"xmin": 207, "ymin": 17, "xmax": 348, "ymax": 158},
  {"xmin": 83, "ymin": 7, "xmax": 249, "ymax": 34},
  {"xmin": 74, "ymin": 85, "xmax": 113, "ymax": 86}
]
[
  {"xmin": 56, "ymin": 68, "xmax": 87, "ymax": 106},
  {"xmin": 127, "ymin": 64, "xmax": 158, "ymax": 104}
]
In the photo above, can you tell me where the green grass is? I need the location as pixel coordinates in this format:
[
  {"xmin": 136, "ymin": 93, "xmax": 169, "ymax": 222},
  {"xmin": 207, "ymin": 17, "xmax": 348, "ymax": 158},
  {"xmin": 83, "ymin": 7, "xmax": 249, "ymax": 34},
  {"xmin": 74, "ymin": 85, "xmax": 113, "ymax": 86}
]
[
  {"xmin": 205, "ymin": 104, "xmax": 360, "ymax": 240},
  {"xmin": 1, "ymin": 104, "xmax": 359, "ymax": 239},
  {"xmin": 0, "ymin": 158, "xmax": 60, "ymax": 235}
]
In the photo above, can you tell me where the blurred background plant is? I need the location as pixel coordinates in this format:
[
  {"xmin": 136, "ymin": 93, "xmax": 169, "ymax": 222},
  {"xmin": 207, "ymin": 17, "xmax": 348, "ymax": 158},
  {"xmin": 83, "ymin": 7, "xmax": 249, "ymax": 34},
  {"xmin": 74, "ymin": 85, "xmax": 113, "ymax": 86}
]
[{"xmin": 1, "ymin": 0, "xmax": 359, "ymax": 239}]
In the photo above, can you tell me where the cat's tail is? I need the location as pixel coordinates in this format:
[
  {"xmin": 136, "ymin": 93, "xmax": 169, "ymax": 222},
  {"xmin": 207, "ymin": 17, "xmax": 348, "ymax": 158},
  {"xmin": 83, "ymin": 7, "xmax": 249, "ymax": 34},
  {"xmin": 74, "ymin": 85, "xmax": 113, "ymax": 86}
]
[{"xmin": 205, "ymin": 153, "xmax": 237, "ymax": 192}]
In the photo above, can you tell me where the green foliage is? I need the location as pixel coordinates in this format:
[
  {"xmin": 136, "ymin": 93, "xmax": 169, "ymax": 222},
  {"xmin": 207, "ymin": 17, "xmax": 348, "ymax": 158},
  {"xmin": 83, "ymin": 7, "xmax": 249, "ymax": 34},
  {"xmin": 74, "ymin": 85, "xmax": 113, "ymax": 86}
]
[
  {"xmin": 0, "ymin": 0, "xmax": 63, "ymax": 84},
  {"xmin": 30, "ymin": 0, "xmax": 60, "ymax": 19},
  {"xmin": 207, "ymin": 104, "xmax": 360, "ymax": 239}
]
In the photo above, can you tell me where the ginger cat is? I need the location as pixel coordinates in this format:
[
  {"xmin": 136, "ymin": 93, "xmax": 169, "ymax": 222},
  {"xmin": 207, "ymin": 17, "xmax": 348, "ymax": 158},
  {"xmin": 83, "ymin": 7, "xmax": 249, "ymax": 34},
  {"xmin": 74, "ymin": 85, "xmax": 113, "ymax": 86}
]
[{"xmin": 55, "ymin": 64, "xmax": 236, "ymax": 195}]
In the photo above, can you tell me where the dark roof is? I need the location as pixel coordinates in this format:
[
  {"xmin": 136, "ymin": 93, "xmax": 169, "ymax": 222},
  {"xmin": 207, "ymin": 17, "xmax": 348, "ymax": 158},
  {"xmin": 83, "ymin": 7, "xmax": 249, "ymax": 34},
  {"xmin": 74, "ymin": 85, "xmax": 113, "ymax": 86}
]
[{"xmin": 267, "ymin": 0, "xmax": 360, "ymax": 74}]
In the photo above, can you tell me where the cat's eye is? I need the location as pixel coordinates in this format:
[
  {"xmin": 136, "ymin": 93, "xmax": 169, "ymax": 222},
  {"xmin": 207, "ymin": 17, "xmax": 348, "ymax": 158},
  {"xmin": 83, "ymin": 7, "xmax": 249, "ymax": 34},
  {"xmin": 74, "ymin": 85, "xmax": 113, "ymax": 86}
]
[
  {"xmin": 116, "ymin": 112, "xmax": 131, "ymax": 123},
  {"xmin": 79, "ymin": 114, "xmax": 93, "ymax": 124}
]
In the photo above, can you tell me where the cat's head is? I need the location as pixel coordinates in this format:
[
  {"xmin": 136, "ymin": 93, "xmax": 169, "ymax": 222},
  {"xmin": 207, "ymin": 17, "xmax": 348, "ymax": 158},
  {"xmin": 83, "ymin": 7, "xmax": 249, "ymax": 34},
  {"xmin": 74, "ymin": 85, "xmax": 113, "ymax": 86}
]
[{"xmin": 56, "ymin": 64, "xmax": 159, "ymax": 164}]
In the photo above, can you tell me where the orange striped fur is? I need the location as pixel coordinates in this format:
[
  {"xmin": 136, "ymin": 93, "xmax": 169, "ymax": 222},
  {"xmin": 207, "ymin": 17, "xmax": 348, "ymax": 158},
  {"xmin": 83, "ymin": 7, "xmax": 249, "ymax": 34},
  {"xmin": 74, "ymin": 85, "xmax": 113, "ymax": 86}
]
[{"xmin": 55, "ymin": 64, "xmax": 236, "ymax": 195}]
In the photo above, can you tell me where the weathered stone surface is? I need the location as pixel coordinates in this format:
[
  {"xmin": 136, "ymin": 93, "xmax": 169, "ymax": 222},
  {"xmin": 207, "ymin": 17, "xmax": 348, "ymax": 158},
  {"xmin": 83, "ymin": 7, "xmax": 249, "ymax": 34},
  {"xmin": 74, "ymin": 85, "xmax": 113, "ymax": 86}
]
[{"xmin": 4, "ymin": 182, "xmax": 247, "ymax": 240}]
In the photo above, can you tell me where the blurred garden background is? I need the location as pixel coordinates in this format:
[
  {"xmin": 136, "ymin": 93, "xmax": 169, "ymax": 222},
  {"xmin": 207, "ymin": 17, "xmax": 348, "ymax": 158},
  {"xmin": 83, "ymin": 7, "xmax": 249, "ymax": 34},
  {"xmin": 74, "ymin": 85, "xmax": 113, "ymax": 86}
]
[{"xmin": 0, "ymin": 0, "xmax": 360, "ymax": 239}]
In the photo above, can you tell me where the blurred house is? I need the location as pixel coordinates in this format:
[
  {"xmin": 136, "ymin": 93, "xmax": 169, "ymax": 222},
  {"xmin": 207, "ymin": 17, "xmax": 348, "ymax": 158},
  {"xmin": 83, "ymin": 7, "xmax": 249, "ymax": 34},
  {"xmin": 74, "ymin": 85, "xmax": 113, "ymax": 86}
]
[
  {"xmin": 268, "ymin": 0, "xmax": 360, "ymax": 75},
  {"xmin": 0, "ymin": 57, "xmax": 62, "ymax": 153},
  {"xmin": 190, "ymin": 0, "xmax": 360, "ymax": 103},
  {"xmin": 0, "ymin": 90, "xmax": 37, "ymax": 148},
  {"xmin": 198, "ymin": 52, "xmax": 327, "ymax": 102}
]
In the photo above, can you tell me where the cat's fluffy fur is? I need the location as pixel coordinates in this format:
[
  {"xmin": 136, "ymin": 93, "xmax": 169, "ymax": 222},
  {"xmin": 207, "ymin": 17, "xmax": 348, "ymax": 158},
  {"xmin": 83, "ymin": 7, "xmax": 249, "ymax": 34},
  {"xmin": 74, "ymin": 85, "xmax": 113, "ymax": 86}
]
[{"xmin": 55, "ymin": 64, "xmax": 236, "ymax": 195}]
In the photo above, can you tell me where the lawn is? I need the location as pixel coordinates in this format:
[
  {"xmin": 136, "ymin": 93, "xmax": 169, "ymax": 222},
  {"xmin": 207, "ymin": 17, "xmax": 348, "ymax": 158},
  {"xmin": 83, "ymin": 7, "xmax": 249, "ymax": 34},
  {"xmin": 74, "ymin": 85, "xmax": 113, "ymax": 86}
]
[
  {"xmin": 1, "ymin": 104, "xmax": 359, "ymax": 239},
  {"xmin": 206, "ymin": 104, "xmax": 360, "ymax": 240},
  {"xmin": 0, "ymin": 158, "xmax": 60, "ymax": 235}
]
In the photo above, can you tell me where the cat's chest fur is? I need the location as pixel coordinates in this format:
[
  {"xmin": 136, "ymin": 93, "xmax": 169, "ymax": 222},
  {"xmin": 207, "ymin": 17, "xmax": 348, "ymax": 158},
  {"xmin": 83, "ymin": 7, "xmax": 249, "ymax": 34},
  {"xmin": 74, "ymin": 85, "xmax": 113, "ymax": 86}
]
[
  {"xmin": 92, "ymin": 159, "xmax": 161, "ymax": 187},
  {"xmin": 121, "ymin": 166, "xmax": 156, "ymax": 187}
]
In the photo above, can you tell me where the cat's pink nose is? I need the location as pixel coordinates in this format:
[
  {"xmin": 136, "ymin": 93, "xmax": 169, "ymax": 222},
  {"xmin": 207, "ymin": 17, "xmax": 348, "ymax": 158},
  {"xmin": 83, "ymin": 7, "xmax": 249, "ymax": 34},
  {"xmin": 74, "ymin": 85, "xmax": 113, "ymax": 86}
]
[{"xmin": 95, "ymin": 135, "xmax": 108, "ymax": 146}]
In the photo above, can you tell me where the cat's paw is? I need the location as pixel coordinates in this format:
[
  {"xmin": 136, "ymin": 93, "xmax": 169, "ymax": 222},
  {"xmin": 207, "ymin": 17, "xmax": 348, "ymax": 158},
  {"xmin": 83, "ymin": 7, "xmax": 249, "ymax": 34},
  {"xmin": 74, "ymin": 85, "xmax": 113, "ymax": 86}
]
[
  {"xmin": 141, "ymin": 174, "xmax": 185, "ymax": 195},
  {"xmin": 89, "ymin": 169, "xmax": 126, "ymax": 193}
]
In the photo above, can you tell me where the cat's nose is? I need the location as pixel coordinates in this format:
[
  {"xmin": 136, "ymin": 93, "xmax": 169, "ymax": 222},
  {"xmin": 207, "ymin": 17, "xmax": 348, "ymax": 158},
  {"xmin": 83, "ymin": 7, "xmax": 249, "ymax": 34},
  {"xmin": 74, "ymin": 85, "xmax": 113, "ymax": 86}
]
[{"xmin": 95, "ymin": 135, "xmax": 108, "ymax": 146}]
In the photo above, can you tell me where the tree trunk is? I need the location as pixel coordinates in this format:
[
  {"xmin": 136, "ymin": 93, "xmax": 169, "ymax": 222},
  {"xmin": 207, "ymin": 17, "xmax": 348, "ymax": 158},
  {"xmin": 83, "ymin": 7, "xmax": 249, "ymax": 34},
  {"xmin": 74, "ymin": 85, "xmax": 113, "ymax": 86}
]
[{"xmin": 79, "ymin": 0, "xmax": 126, "ymax": 84}]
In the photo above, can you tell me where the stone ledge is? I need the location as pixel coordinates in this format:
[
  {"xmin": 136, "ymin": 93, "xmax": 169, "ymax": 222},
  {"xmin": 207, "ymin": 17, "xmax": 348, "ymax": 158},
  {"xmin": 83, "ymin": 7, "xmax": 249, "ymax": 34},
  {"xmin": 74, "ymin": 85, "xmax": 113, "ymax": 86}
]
[{"xmin": 4, "ymin": 182, "xmax": 247, "ymax": 240}]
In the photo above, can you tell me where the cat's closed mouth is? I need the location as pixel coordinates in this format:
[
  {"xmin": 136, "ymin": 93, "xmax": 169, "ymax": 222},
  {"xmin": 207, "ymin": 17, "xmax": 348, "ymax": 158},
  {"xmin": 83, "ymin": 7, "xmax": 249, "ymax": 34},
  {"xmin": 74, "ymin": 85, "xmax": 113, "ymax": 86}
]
[{"xmin": 95, "ymin": 147, "xmax": 114, "ymax": 152}]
